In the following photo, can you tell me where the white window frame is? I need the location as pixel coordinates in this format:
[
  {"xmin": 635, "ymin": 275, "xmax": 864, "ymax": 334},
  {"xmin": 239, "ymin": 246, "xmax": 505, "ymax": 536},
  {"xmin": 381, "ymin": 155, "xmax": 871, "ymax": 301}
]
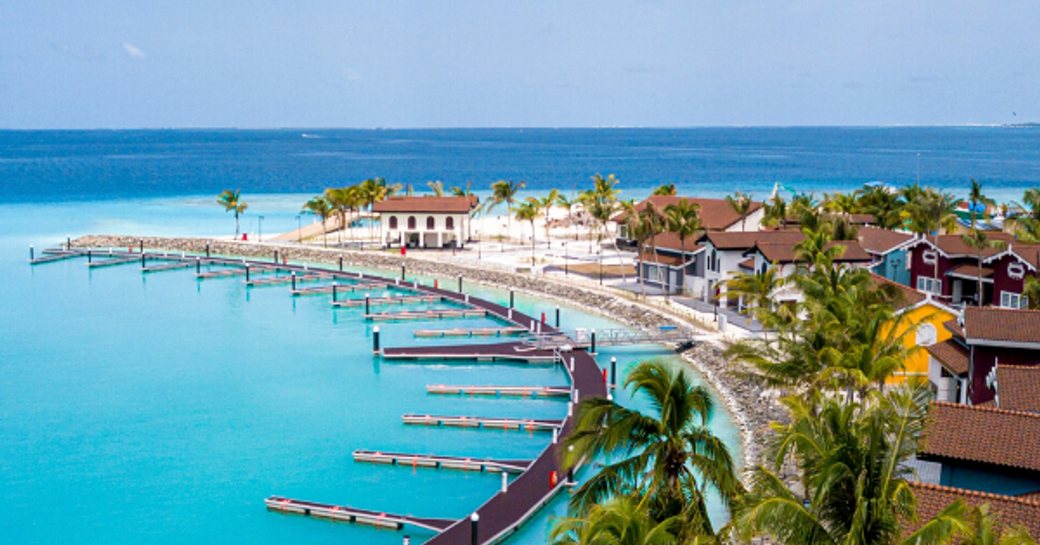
[
  {"xmin": 916, "ymin": 276, "xmax": 942, "ymax": 295},
  {"xmin": 1008, "ymin": 262, "xmax": 1026, "ymax": 280},
  {"xmin": 915, "ymin": 323, "xmax": 938, "ymax": 347},
  {"xmin": 922, "ymin": 249, "xmax": 938, "ymax": 265},
  {"xmin": 1001, "ymin": 291, "xmax": 1028, "ymax": 309}
]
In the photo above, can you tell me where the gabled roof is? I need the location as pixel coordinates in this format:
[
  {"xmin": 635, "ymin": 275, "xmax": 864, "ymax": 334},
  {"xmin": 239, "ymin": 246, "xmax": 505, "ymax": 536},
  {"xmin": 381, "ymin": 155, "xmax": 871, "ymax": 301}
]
[
  {"xmin": 697, "ymin": 229, "xmax": 804, "ymax": 250},
  {"xmin": 983, "ymin": 243, "xmax": 1040, "ymax": 271},
  {"xmin": 857, "ymin": 227, "xmax": 914, "ymax": 255},
  {"xmin": 908, "ymin": 482, "xmax": 1040, "ymax": 536},
  {"xmin": 373, "ymin": 195, "xmax": 478, "ymax": 213},
  {"xmin": 947, "ymin": 263, "xmax": 994, "ymax": 279},
  {"xmin": 918, "ymin": 402, "xmax": 1040, "ymax": 473},
  {"xmin": 926, "ymin": 339, "xmax": 970, "ymax": 376},
  {"xmin": 963, "ymin": 307, "xmax": 1040, "ymax": 346},
  {"xmin": 996, "ymin": 364, "xmax": 1040, "ymax": 413},
  {"xmin": 909, "ymin": 232, "xmax": 1015, "ymax": 258},
  {"xmin": 870, "ymin": 273, "xmax": 927, "ymax": 310},
  {"xmin": 638, "ymin": 250, "xmax": 686, "ymax": 267},
  {"xmin": 751, "ymin": 240, "xmax": 873, "ymax": 264},
  {"xmin": 646, "ymin": 231, "xmax": 706, "ymax": 255},
  {"xmin": 612, "ymin": 195, "xmax": 763, "ymax": 231}
]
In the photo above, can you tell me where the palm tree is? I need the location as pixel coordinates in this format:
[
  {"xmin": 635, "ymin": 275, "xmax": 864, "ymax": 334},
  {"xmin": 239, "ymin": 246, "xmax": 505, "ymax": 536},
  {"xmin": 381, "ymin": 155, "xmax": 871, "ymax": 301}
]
[
  {"xmin": 427, "ymin": 180, "xmax": 446, "ymax": 196},
  {"xmin": 652, "ymin": 183, "xmax": 677, "ymax": 196},
  {"xmin": 663, "ymin": 199, "xmax": 701, "ymax": 295},
  {"xmin": 823, "ymin": 192, "xmax": 858, "ymax": 215},
  {"xmin": 490, "ymin": 179, "xmax": 526, "ymax": 245},
  {"xmin": 855, "ymin": 185, "xmax": 904, "ymax": 230},
  {"xmin": 216, "ymin": 189, "xmax": 248, "ymax": 236},
  {"xmin": 905, "ymin": 189, "xmax": 958, "ymax": 292},
  {"xmin": 324, "ymin": 186, "xmax": 356, "ymax": 246},
  {"xmin": 556, "ymin": 193, "xmax": 580, "ymax": 241},
  {"xmin": 967, "ymin": 179, "xmax": 995, "ymax": 230},
  {"xmin": 638, "ymin": 203, "xmax": 666, "ymax": 293},
  {"xmin": 763, "ymin": 194, "xmax": 789, "ymax": 229},
  {"xmin": 562, "ymin": 360, "xmax": 741, "ymax": 539},
  {"xmin": 726, "ymin": 266, "xmax": 783, "ymax": 325},
  {"xmin": 301, "ymin": 195, "xmax": 333, "ymax": 248},
  {"xmin": 550, "ymin": 495, "xmax": 684, "ymax": 545},
  {"xmin": 538, "ymin": 189, "xmax": 561, "ymax": 248},
  {"xmin": 726, "ymin": 191, "xmax": 754, "ymax": 231},
  {"xmin": 515, "ymin": 198, "xmax": 540, "ymax": 267},
  {"xmin": 733, "ymin": 386, "xmax": 955, "ymax": 545},
  {"xmin": 962, "ymin": 229, "xmax": 1005, "ymax": 306},
  {"xmin": 1025, "ymin": 276, "xmax": 1040, "ymax": 310},
  {"xmin": 450, "ymin": 180, "xmax": 474, "ymax": 197}
]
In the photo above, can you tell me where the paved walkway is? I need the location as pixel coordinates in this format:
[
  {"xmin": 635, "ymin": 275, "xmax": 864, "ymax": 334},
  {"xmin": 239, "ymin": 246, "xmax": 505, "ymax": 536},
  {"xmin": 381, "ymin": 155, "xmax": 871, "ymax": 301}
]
[{"xmin": 672, "ymin": 297, "xmax": 766, "ymax": 333}]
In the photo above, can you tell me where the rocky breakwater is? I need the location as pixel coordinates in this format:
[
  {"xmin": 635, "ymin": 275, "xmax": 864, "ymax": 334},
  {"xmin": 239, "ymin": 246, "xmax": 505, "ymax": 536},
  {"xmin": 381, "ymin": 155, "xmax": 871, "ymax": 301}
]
[{"xmin": 74, "ymin": 235, "xmax": 782, "ymax": 466}]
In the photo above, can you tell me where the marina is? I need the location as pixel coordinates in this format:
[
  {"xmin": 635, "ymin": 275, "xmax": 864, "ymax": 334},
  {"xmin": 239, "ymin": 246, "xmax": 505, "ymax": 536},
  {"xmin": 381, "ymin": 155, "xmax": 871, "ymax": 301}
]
[
  {"xmin": 425, "ymin": 384, "xmax": 571, "ymax": 398},
  {"xmin": 401, "ymin": 414, "xmax": 563, "ymax": 432},
  {"xmin": 352, "ymin": 450, "xmax": 532, "ymax": 473}
]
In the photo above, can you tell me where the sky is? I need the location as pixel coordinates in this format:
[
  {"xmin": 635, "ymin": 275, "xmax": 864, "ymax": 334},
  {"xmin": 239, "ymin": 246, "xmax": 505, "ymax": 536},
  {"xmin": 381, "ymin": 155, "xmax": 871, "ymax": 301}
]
[{"xmin": 1, "ymin": 1, "xmax": 1038, "ymax": 129}]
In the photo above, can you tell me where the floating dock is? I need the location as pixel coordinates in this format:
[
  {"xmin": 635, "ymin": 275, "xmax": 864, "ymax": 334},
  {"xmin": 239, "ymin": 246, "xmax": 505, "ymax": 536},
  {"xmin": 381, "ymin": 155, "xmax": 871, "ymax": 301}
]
[
  {"xmin": 246, "ymin": 272, "xmax": 330, "ymax": 287},
  {"xmin": 426, "ymin": 384, "xmax": 571, "ymax": 398},
  {"xmin": 365, "ymin": 308, "xmax": 486, "ymax": 321},
  {"xmin": 86, "ymin": 255, "xmax": 140, "ymax": 268},
  {"xmin": 352, "ymin": 449, "xmax": 532, "ymax": 473},
  {"xmin": 264, "ymin": 496, "xmax": 455, "ymax": 532},
  {"xmin": 401, "ymin": 413, "xmax": 562, "ymax": 431},
  {"xmin": 29, "ymin": 250, "xmax": 83, "ymax": 265},
  {"xmin": 333, "ymin": 295, "xmax": 442, "ymax": 308},
  {"xmin": 382, "ymin": 342, "xmax": 559, "ymax": 362},
  {"xmin": 291, "ymin": 282, "xmax": 387, "ymax": 296},
  {"xmin": 413, "ymin": 326, "xmax": 529, "ymax": 338},
  {"xmin": 142, "ymin": 261, "xmax": 197, "ymax": 273}
]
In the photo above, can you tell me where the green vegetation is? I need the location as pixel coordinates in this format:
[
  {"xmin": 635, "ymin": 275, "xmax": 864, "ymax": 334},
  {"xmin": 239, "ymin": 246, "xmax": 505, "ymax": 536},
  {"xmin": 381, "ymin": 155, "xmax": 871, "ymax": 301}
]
[{"xmin": 216, "ymin": 189, "xmax": 248, "ymax": 235}]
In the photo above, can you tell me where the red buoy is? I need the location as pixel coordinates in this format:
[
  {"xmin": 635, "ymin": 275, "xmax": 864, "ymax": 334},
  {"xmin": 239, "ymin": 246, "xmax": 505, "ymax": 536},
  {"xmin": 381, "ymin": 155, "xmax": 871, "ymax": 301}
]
[
  {"xmin": 541, "ymin": 312, "xmax": 546, "ymax": 324},
  {"xmin": 602, "ymin": 368, "xmax": 608, "ymax": 383},
  {"xmin": 549, "ymin": 470, "xmax": 558, "ymax": 487},
  {"xmin": 434, "ymin": 279, "xmax": 439, "ymax": 289}
]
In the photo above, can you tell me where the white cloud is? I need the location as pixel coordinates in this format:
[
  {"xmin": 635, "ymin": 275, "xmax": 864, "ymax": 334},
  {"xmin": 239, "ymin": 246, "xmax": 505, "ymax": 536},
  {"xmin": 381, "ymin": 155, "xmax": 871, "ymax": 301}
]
[{"xmin": 122, "ymin": 43, "xmax": 147, "ymax": 60}]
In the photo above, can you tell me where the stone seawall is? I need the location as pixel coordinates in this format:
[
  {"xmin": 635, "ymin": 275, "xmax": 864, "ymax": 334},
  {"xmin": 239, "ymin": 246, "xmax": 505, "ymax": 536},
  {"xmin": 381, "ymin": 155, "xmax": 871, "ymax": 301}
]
[{"xmin": 74, "ymin": 235, "xmax": 783, "ymax": 467}]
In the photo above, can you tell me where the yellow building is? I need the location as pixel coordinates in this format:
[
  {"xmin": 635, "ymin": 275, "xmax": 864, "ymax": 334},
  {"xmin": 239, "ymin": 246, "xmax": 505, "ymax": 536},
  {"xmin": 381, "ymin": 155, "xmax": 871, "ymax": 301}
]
[{"xmin": 874, "ymin": 274, "xmax": 958, "ymax": 385}]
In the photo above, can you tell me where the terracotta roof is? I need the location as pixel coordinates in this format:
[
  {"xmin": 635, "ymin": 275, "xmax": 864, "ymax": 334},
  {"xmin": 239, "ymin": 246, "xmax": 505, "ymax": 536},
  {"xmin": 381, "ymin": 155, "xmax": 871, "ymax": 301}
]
[
  {"xmin": 638, "ymin": 250, "xmax": 685, "ymax": 267},
  {"xmin": 857, "ymin": 227, "xmax": 913, "ymax": 255},
  {"xmin": 647, "ymin": 231, "xmax": 705, "ymax": 254},
  {"xmin": 996, "ymin": 365, "xmax": 1040, "ymax": 413},
  {"xmin": 944, "ymin": 319, "xmax": 965, "ymax": 338},
  {"xmin": 699, "ymin": 229, "xmax": 803, "ymax": 250},
  {"xmin": 612, "ymin": 195, "xmax": 763, "ymax": 231},
  {"xmin": 847, "ymin": 213, "xmax": 877, "ymax": 225},
  {"xmin": 926, "ymin": 339, "xmax": 970, "ymax": 375},
  {"xmin": 738, "ymin": 258, "xmax": 756, "ymax": 271},
  {"xmin": 373, "ymin": 196, "xmax": 478, "ymax": 213},
  {"xmin": 909, "ymin": 482, "xmax": 1040, "ymax": 536},
  {"xmin": 753, "ymin": 240, "xmax": 873, "ymax": 264},
  {"xmin": 914, "ymin": 232, "xmax": 1015, "ymax": 257},
  {"xmin": 870, "ymin": 273, "xmax": 927, "ymax": 309},
  {"xmin": 918, "ymin": 402, "xmax": 1040, "ymax": 473},
  {"xmin": 963, "ymin": 307, "xmax": 1040, "ymax": 345},
  {"xmin": 947, "ymin": 263, "xmax": 995, "ymax": 279}
]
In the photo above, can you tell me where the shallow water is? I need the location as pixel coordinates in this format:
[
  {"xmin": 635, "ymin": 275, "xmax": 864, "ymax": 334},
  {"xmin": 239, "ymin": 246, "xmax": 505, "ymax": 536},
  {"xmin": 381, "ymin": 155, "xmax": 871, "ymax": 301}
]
[{"xmin": 0, "ymin": 200, "xmax": 740, "ymax": 544}]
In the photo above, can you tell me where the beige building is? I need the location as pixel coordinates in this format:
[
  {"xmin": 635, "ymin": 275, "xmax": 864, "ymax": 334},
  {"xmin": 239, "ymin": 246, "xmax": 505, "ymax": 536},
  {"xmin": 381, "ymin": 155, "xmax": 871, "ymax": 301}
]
[{"xmin": 374, "ymin": 195, "xmax": 478, "ymax": 249}]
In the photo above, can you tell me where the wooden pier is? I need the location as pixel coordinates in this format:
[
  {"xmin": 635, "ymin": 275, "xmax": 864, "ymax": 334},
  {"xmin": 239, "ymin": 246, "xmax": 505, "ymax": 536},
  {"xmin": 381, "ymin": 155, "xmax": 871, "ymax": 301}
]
[
  {"xmin": 426, "ymin": 384, "xmax": 571, "ymax": 398},
  {"xmin": 402, "ymin": 413, "xmax": 562, "ymax": 432},
  {"xmin": 332, "ymin": 294, "xmax": 442, "ymax": 308},
  {"xmin": 365, "ymin": 308, "xmax": 487, "ymax": 321},
  {"xmin": 352, "ymin": 449, "xmax": 532, "ymax": 473},
  {"xmin": 264, "ymin": 496, "xmax": 455, "ymax": 532},
  {"xmin": 413, "ymin": 326, "xmax": 529, "ymax": 338},
  {"xmin": 382, "ymin": 342, "xmax": 559, "ymax": 362}
]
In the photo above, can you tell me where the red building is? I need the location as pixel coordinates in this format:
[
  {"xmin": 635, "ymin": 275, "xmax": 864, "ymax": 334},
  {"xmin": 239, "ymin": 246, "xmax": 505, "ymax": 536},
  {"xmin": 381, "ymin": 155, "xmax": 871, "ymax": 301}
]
[{"xmin": 907, "ymin": 233, "xmax": 1039, "ymax": 308}]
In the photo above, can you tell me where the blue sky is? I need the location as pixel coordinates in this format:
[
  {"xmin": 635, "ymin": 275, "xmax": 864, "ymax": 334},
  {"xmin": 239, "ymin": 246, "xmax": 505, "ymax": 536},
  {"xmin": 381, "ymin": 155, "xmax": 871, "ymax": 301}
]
[{"xmin": 1, "ymin": 1, "xmax": 1037, "ymax": 128}]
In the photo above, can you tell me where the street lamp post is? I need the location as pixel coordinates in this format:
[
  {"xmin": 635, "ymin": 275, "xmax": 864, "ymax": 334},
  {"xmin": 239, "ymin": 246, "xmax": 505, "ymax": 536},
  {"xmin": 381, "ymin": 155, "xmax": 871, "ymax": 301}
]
[
  {"xmin": 258, "ymin": 215, "xmax": 264, "ymax": 243},
  {"xmin": 296, "ymin": 215, "xmax": 302, "ymax": 244},
  {"xmin": 563, "ymin": 241, "xmax": 568, "ymax": 276},
  {"xmin": 598, "ymin": 249, "xmax": 603, "ymax": 285}
]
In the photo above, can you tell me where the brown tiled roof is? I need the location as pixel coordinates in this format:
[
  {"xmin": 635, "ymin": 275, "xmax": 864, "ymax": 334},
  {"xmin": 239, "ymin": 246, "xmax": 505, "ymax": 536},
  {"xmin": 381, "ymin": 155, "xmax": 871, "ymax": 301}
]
[
  {"xmin": 909, "ymin": 482, "xmax": 1040, "ymax": 536},
  {"xmin": 944, "ymin": 319, "xmax": 965, "ymax": 338},
  {"xmin": 699, "ymin": 229, "xmax": 803, "ymax": 250},
  {"xmin": 963, "ymin": 307, "xmax": 1040, "ymax": 345},
  {"xmin": 916, "ymin": 232, "xmax": 1015, "ymax": 257},
  {"xmin": 857, "ymin": 227, "xmax": 913, "ymax": 254},
  {"xmin": 647, "ymin": 231, "xmax": 705, "ymax": 254},
  {"xmin": 947, "ymin": 263, "xmax": 994, "ymax": 279},
  {"xmin": 754, "ymin": 240, "xmax": 873, "ymax": 264},
  {"xmin": 918, "ymin": 402, "xmax": 1040, "ymax": 472},
  {"xmin": 870, "ymin": 273, "xmax": 927, "ymax": 309},
  {"xmin": 847, "ymin": 213, "xmax": 877, "ymax": 225},
  {"xmin": 373, "ymin": 196, "xmax": 478, "ymax": 213},
  {"xmin": 738, "ymin": 258, "xmax": 756, "ymax": 271},
  {"xmin": 996, "ymin": 365, "xmax": 1040, "ymax": 413},
  {"xmin": 926, "ymin": 339, "xmax": 970, "ymax": 375},
  {"xmin": 612, "ymin": 195, "xmax": 763, "ymax": 231},
  {"xmin": 638, "ymin": 250, "xmax": 685, "ymax": 266}
]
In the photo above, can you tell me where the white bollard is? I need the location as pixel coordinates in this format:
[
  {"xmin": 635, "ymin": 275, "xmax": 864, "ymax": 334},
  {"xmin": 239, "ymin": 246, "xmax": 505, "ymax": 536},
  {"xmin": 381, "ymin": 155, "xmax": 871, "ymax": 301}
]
[
  {"xmin": 552, "ymin": 427, "xmax": 559, "ymax": 444},
  {"xmin": 567, "ymin": 402, "xmax": 573, "ymax": 417},
  {"xmin": 569, "ymin": 357, "xmax": 575, "ymax": 372},
  {"xmin": 501, "ymin": 471, "xmax": 508, "ymax": 493}
]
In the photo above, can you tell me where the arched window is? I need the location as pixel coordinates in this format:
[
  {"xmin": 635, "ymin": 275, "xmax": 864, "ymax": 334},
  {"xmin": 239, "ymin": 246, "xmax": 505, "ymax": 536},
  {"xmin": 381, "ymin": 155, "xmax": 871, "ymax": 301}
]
[
  {"xmin": 916, "ymin": 323, "xmax": 937, "ymax": 347},
  {"xmin": 445, "ymin": 216, "xmax": 455, "ymax": 230},
  {"xmin": 426, "ymin": 216, "xmax": 436, "ymax": 230},
  {"xmin": 389, "ymin": 216, "xmax": 398, "ymax": 229},
  {"xmin": 407, "ymin": 216, "xmax": 416, "ymax": 230}
]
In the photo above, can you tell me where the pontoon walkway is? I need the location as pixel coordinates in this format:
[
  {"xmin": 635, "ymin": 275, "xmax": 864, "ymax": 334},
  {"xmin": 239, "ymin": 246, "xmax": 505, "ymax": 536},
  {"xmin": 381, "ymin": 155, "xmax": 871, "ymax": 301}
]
[
  {"xmin": 352, "ymin": 449, "xmax": 532, "ymax": 473},
  {"xmin": 264, "ymin": 496, "xmax": 455, "ymax": 532},
  {"xmin": 382, "ymin": 342, "xmax": 559, "ymax": 362},
  {"xmin": 426, "ymin": 384, "xmax": 570, "ymax": 398},
  {"xmin": 401, "ymin": 413, "xmax": 562, "ymax": 431}
]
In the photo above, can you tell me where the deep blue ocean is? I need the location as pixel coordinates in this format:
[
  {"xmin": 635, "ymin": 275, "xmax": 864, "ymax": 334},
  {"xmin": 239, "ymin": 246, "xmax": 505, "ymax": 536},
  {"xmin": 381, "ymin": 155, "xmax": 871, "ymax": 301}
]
[{"xmin": 2, "ymin": 127, "xmax": 1038, "ymax": 203}]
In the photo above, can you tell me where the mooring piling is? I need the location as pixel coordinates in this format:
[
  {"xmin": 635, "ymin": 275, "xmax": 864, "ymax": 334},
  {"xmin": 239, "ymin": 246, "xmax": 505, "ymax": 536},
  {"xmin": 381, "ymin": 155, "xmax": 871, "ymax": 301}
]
[{"xmin": 373, "ymin": 326, "xmax": 381, "ymax": 354}]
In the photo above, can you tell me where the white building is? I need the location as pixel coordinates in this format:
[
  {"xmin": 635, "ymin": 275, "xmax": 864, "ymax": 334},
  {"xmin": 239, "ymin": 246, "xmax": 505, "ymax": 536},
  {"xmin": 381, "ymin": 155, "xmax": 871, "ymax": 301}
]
[{"xmin": 374, "ymin": 196, "xmax": 478, "ymax": 249}]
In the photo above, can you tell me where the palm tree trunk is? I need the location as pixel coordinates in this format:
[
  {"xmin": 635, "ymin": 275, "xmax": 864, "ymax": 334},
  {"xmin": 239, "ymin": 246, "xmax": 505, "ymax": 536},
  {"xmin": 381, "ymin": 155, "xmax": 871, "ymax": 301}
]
[
  {"xmin": 322, "ymin": 218, "xmax": 327, "ymax": 248},
  {"xmin": 235, "ymin": 212, "xmax": 240, "ymax": 236},
  {"xmin": 978, "ymin": 251, "xmax": 984, "ymax": 306}
]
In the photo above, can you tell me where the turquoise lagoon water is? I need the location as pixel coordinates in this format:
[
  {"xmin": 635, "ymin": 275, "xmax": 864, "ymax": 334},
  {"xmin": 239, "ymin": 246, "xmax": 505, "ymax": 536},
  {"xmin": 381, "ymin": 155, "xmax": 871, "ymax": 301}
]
[{"xmin": 0, "ymin": 199, "xmax": 741, "ymax": 545}]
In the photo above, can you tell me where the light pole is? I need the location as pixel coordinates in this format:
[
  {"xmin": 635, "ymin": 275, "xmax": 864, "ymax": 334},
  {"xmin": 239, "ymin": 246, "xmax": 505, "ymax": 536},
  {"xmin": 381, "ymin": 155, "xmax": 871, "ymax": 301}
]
[
  {"xmin": 295, "ymin": 215, "xmax": 302, "ymax": 244},
  {"xmin": 597, "ymin": 249, "xmax": 603, "ymax": 285},
  {"xmin": 563, "ymin": 241, "xmax": 568, "ymax": 276},
  {"xmin": 258, "ymin": 215, "xmax": 264, "ymax": 242}
]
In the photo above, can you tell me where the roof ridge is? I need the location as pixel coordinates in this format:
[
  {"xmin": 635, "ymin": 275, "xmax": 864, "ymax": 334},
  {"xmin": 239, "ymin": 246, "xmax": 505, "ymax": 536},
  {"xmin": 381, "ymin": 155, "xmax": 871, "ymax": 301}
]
[
  {"xmin": 910, "ymin": 481, "xmax": 1040, "ymax": 507},
  {"xmin": 931, "ymin": 400, "xmax": 1040, "ymax": 419},
  {"xmin": 966, "ymin": 305, "xmax": 1040, "ymax": 316}
]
